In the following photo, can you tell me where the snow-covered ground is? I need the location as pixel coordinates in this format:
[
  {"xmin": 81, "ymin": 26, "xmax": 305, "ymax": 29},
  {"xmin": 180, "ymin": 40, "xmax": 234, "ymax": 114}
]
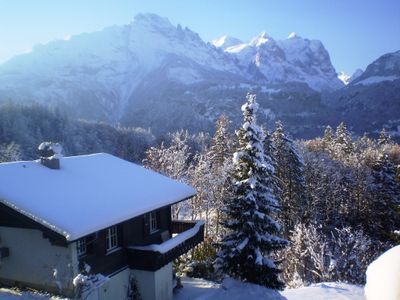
[
  {"xmin": 0, "ymin": 288, "xmax": 67, "ymax": 300},
  {"xmin": 0, "ymin": 277, "xmax": 365, "ymax": 300},
  {"xmin": 365, "ymin": 245, "xmax": 400, "ymax": 300},
  {"xmin": 174, "ymin": 277, "xmax": 365, "ymax": 300}
]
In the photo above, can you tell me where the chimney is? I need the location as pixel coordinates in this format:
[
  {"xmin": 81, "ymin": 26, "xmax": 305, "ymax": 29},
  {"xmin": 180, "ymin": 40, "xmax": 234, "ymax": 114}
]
[{"xmin": 38, "ymin": 142, "xmax": 63, "ymax": 170}]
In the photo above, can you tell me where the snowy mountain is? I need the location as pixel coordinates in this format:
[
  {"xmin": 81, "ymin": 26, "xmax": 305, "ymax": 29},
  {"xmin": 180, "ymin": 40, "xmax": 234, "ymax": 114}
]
[
  {"xmin": 214, "ymin": 32, "xmax": 344, "ymax": 91},
  {"xmin": 338, "ymin": 72, "xmax": 351, "ymax": 85},
  {"xmin": 325, "ymin": 51, "xmax": 400, "ymax": 136},
  {"xmin": 338, "ymin": 69, "xmax": 363, "ymax": 85},
  {"xmin": 0, "ymin": 14, "xmax": 244, "ymax": 122},
  {"xmin": 351, "ymin": 51, "xmax": 400, "ymax": 86},
  {"xmin": 212, "ymin": 35, "xmax": 243, "ymax": 49},
  {"xmin": 349, "ymin": 68, "xmax": 364, "ymax": 83},
  {"xmin": 0, "ymin": 13, "xmax": 398, "ymax": 138}
]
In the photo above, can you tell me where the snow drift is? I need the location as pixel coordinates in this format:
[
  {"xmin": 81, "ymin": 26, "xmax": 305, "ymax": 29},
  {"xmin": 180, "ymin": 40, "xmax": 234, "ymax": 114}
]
[{"xmin": 365, "ymin": 245, "xmax": 400, "ymax": 300}]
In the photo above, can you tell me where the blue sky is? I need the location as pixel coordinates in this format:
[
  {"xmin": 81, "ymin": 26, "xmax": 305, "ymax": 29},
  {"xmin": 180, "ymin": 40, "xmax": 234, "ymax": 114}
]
[{"xmin": 0, "ymin": 0, "xmax": 399, "ymax": 75}]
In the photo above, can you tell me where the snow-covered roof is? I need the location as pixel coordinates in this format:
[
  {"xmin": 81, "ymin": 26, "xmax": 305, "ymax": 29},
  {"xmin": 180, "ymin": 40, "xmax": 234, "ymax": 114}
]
[{"xmin": 0, "ymin": 153, "xmax": 196, "ymax": 241}]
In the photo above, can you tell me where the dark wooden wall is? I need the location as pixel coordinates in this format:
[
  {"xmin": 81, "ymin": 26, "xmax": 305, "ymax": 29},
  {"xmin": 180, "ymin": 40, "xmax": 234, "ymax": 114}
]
[
  {"xmin": 77, "ymin": 205, "xmax": 172, "ymax": 275},
  {"xmin": 1, "ymin": 202, "xmax": 173, "ymax": 276}
]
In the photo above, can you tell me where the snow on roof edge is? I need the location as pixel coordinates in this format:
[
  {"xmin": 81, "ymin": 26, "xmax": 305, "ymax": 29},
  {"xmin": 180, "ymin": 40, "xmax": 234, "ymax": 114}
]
[{"xmin": 0, "ymin": 198, "xmax": 71, "ymax": 239}]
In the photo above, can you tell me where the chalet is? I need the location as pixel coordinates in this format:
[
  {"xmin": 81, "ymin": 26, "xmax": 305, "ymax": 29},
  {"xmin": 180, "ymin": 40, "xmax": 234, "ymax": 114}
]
[{"xmin": 0, "ymin": 145, "xmax": 204, "ymax": 300}]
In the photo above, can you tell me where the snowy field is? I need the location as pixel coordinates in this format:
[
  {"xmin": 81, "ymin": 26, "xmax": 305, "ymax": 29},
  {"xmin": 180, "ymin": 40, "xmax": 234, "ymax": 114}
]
[
  {"xmin": 173, "ymin": 277, "xmax": 365, "ymax": 300},
  {"xmin": 0, "ymin": 278, "xmax": 365, "ymax": 300}
]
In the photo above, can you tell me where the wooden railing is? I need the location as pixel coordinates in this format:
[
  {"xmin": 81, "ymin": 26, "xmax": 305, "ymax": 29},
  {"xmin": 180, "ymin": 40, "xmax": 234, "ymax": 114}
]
[
  {"xmin": 127, "ymin": 220, "xmax": 204, "ymax": 271},
  {"xmin": 171, "ymin": 219, "xmax": 199, "ymax": 234}
]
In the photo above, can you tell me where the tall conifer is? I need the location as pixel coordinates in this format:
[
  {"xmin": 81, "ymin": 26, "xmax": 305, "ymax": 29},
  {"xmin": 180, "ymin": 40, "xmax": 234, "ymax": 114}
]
[{"xmin": 215, "ymin": 94, "xmax": 287, "ymax": 289}]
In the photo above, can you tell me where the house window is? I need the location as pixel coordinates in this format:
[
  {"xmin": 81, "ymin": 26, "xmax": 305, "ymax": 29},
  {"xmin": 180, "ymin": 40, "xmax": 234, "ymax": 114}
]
[
  {"xmin": 149, "ymin": 211, "xmax": 158, "ymax": 233},
  {"xmin": 77, "ymin": 238, "xmax": 87, "ymax": 256},
  {"xmin": 105, "ymin": 226, "xmax": 119, "ymax": 252}
]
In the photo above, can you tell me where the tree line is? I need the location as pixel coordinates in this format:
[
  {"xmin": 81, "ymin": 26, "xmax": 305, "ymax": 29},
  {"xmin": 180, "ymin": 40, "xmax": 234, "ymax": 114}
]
[
  {"xmin": 0, "ymin": 102, "xmax": 155, "ymax": 163},
  {"xmin": 143, "ymin": 95, "xmax": 400, "ymax": 288}
]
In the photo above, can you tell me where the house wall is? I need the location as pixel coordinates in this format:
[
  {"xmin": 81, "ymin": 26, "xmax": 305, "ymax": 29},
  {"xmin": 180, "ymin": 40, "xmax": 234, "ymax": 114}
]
[
  {"xmin": 123, "ymin": 206, "xmax": 172, "ymax": 246},
  {"xmin": 132, "ymin": 263, "xmax": 173, "ymax": 300},
  {"xmin": 0, "ymin": 205, "xmax": 176, "ymax": 299},
  {"xmin": 80, "ymin": 265, "xmax": 172, "ymax": 300},
  {"xmin": 78, "ymin": 206, "xmax": 172, "ymax": 276},
  {"xmin": 0, "ymin": 226, "xmax": 76, "ymax": 297},
  {"xmin": 82, "ymin": 267, "xmax": 130, "ymax": 300}
]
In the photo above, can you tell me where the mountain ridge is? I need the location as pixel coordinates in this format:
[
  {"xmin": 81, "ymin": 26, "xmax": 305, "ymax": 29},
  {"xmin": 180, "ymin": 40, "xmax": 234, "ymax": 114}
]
[{"xmin": 0, "ymin": 13, "xmax": 399, "ymax": 138}]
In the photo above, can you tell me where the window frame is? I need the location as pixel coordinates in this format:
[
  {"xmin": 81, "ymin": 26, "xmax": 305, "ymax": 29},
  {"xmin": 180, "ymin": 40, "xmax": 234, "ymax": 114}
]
[
  {"xmin": 76, "ymin": 238, "xmax": 87, "ymax": 257},
  {"xmin": 149, "ymin": 211, "xmax": 158, "ymax": 234},
  {"xmin": 105, "ymin": 226, "xmax": 119, "ymax": 252}
]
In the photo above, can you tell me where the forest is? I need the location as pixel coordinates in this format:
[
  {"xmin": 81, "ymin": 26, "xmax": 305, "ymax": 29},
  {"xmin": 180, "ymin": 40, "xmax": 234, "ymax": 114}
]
[{"xmin": 0, "ymin": 98, "xmax": 399, "ymax": 288}]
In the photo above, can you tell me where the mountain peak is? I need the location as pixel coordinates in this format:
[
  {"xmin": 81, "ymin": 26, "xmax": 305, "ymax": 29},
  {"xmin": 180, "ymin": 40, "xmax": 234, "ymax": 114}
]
[
  {"xmin": 250, "ymin": 31, "xmax": 271, "ymax": 47},
  {"xmin": 132, "ymin": 13, "xmax": 173, "ymax": 29},
  {"xmin": 212, "ymin": 35, "xmax": 243, "ymax": 49},
  {"xmin": 349, "ymin": 69, "xmax": 363, "ymax": 82},
  {"xmin": 338, "ymin": 69, "xmax": 363, "ymax": 85},
  {"xmin": 288, "ymin": 32, "xmax": 299, "ymax": 39},
  {"xmin": 338, "ymin": 71, "xmax": 351, "ymax": 85},
  {"xmin": 351, "ymin": 51, "xmax": 400, "ymax": 85}
]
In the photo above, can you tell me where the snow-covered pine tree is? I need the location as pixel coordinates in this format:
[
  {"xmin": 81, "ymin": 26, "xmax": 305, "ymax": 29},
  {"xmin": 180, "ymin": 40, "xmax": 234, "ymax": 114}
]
[
  {"xmin": 215, "ymin": 94, "xmax": 287, "ymax": 289},
  {"xmin": 322, "ymin": 125, "xmax": 334, "ymax": 151},
  {"xmin": 272, "ymin": 121, "xmax": 307, "ymax": 234},
  {"xmin": 334, "ymin": 122, "xmax": 353, "ymax": 157},
  {"xmin": 206, "ymin": 115, "xmax": 235, "ymax": 239},
  {"xmin": 208, "ymin": 115, "xmax": 234, "ymax": 167},
  {"xmin": 378, "ymin": 128, "xmax": 391, "ymax": 146}
]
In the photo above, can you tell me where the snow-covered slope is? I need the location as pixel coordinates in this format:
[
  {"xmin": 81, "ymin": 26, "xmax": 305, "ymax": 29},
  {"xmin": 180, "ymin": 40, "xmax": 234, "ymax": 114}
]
[
  {"xmin": 349, "ymin": 68, "xmax": 364, "ymax": 83},
  {"xmin": 338, "ymin": 71, "xmax": 351, "ymax": 85},
  {"xmin": 212, "ymin": 35, "xmax": 243, "ymax": 49},
  {"xmin": 338, "ymin": 69, "xmax": 363, "ymax": 85},
  {"xmin": 324, "ymin": 50, "xmax": 400, "ymax": 137},
  {"xmin": 214, "ymin": 32, "xmax": 343, "ymax": 91},
  {"xmin": 351, "ymin": 51, "xmax": 400, "ymax": 86}
]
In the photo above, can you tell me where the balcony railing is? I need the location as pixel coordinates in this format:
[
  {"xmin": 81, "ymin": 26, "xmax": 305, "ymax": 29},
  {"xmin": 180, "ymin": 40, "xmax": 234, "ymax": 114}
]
[
  {"xmin": 172, "ymin": 219, "xmax": 201, "ymax": 234},
  {"xmin": 127, "ymin": 220, "xmax": 204, "ymax": 271}
]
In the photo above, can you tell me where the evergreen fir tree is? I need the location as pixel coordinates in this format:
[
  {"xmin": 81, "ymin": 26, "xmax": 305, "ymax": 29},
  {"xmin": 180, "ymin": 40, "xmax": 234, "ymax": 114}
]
[
  {"xmin": 204, "ymin": 115, "xmax": 235, "ymax": 239},
  {"xmin": 208, "ymin": 115, "xmax": 233, "ymax": 167},
  {"xmin": 272, "ymin": 121, "xmax": 307, "ymax": 233},
  {"xmin": 334, "ymin": 122, "xmax": 353, "ymax": 156},
  {"xmin": 322, "ymin": 125, "xmax": 334, "ymax": 151},
  {"xmin": 378, "ymin": 128, "xmax": 391, "ymax": 146},
  {"xmin": 215, "ymin": 94, "xmax": 287, "ymax": 289}
]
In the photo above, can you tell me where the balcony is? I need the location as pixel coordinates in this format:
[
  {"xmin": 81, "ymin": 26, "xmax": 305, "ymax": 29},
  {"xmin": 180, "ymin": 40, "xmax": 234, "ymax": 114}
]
[{"xmin": 127, "ymin": 220, "xmax": 204, "ymax": 271}]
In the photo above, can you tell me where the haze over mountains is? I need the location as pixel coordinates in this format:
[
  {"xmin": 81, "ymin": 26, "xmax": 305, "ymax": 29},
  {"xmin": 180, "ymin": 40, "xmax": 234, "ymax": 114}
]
[{"xmin": 0, "ymin": 13, "xmax": 399, "ymax": 138}]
